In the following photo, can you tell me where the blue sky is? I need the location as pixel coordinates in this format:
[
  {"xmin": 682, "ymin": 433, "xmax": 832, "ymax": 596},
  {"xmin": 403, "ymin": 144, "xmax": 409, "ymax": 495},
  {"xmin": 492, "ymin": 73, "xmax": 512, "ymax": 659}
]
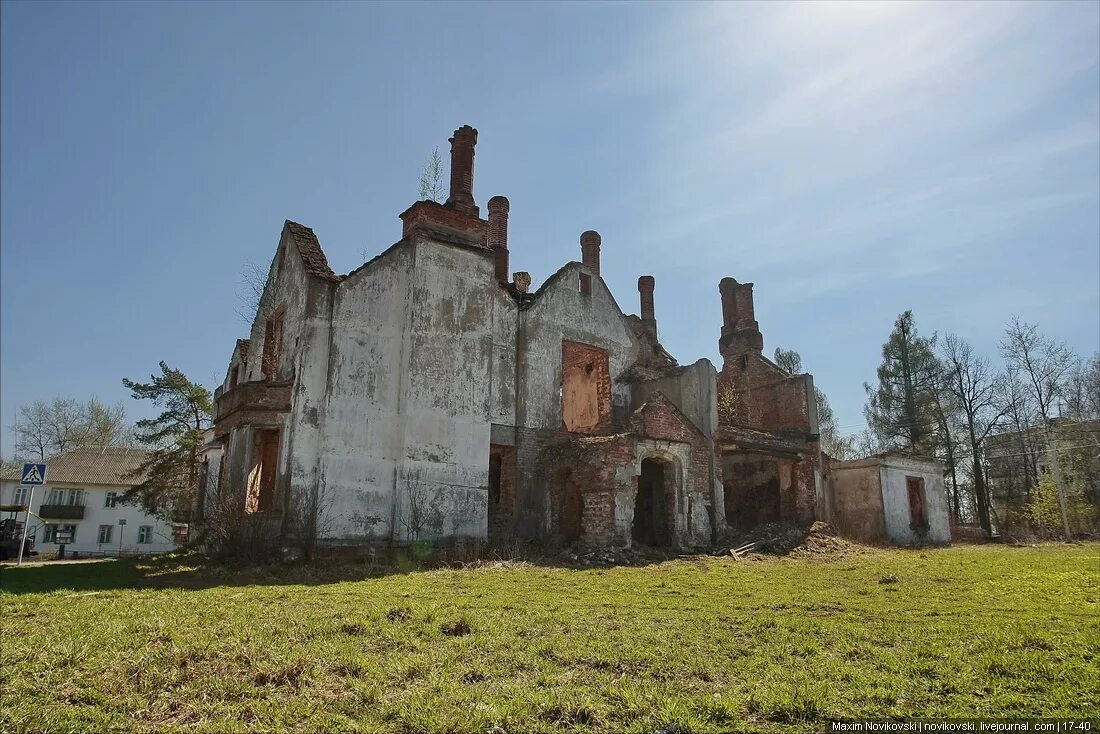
[{"xmin": 2, "ymin": 0, "xmax": 1098, "ymax": 455}]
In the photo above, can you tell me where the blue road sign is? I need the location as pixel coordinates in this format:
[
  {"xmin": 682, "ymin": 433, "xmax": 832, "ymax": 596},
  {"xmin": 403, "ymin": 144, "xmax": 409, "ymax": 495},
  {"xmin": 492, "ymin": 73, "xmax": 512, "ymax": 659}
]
[{"xmin": 20, "ymin": 463, "xmax": 47, "ymax": 485}]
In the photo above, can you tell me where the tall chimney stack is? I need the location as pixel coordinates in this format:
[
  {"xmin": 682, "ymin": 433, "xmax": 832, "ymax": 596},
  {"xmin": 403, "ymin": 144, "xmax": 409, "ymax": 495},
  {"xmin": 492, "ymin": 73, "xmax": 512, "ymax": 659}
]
[
  {"xmin": 719, "ymin": 277, "xmax": 738, "ymax": 336},
  {"xmin": 446, "ymin": 125, "xmax": 478, "ymax": 216},
  {"xmin": 718, "ymin": 277, "xmax": 763, "ymax": 356},
  {"xmin": 638, "ymin": 276, "xmax": 655, "ymax": 321},
  {"xmin": 638, "ymin": 275, "xmax": 657, "ymax": 341},
  {"xmin": 580, "ymin": 230, "xmax": 601, "ymax": 275},
  {"xmin": 487, "ymin": 196, "xmax": 510, "ymax": 282}
]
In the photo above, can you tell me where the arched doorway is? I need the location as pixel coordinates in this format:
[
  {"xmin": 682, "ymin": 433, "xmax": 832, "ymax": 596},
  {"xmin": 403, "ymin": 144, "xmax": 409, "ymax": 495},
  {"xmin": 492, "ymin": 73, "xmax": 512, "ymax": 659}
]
[{"xmin": 633, "ymin": 458, "xmax": 672, "ymax": 546}]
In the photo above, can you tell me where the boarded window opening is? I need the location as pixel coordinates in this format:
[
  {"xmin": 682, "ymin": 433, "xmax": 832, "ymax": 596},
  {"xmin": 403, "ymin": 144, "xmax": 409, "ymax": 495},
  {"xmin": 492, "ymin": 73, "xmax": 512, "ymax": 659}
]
[
  {"xmin": 633, "ymin": 458, "xmax": 672, "ymax": 546},
  {"xmin": 246, "ymin": 429, "xmax": 280, "ymax": 513},
  {"xmin": 906, "ymin": 476, "xmax": 928, "ymax": 534},
  {"xmin": 262, "ymin": 307, "xmax": 285, "ymax": 380},
  {"xmin": 561, "ymin": 341, "xmax": 611, "ymax": 434}
]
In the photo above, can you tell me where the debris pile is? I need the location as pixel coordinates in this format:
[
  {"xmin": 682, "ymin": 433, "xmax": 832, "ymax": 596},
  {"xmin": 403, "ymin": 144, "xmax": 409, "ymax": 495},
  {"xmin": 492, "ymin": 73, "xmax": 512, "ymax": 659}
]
[
  {"xmin": 719, "ymin": 521, "xmax": 866, "ymax": 559},
  {"xmin": 558, "ymin": 545, "xmax": 676, "ymax": 567}
]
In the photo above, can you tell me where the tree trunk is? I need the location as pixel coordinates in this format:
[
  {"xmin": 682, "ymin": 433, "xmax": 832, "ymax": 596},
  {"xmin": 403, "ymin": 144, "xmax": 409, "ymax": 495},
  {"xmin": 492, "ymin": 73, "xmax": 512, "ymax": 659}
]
[
  {"xmin": 972, "ymin": 450, "xmax": 993, "ymax": 537},
  {"xmin": 1045, "ymin": 425, "xmax": 1073, "ymax": 541}
]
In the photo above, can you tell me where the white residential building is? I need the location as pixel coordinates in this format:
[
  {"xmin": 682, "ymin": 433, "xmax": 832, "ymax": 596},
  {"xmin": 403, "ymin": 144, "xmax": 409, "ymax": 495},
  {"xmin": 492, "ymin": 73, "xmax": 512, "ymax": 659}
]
[{"xmin": 1, "ymin": 447, "xmax": 186, "ymax": 557}]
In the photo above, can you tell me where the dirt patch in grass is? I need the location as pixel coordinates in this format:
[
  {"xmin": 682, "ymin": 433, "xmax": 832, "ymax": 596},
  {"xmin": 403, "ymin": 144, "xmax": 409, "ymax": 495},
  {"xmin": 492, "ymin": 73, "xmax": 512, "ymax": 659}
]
[{"xmin": 440, "ymin": 618, "xmax": 472, "ymax": 637}]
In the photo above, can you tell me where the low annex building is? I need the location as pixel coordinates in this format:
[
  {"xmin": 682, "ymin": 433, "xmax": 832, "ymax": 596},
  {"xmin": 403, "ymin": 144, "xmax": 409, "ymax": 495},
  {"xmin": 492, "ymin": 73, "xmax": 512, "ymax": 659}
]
[
  {"xmin": 201, "ymin": 125, "xmax": 833, "ymax": 551},
  {"xmin": 827, "ymin": 454, "xmax": 950, "ymax": 546}
]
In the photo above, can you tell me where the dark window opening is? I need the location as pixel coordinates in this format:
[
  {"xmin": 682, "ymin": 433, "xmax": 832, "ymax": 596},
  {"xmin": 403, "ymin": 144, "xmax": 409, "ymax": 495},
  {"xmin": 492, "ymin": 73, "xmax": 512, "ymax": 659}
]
[
  {"xmin": 722, "ymin": 454, "xmax": 783, "ymax": 529},
  {"xmin": 230, "ymin": 365, "xmax": 240, "ymax": 389},
  {"xmin": 579, "ymin": 272, "xmax": 592, "ymax": 296},
  {"xmin": 633, "ymin": 458, "xmax": 672, "ymax": 546},
  {"xmin": 262, "ymin": 308, "xmax": 285, "ymax": 380},
  {"xmin": 488, "ymin": 454, "xmax": 502, "ymax": 506}
]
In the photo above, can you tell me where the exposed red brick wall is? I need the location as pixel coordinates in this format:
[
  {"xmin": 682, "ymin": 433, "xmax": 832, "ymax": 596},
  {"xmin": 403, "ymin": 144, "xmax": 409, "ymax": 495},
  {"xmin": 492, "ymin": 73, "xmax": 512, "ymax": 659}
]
[
  {"xmin": 718, "ymin": 355, "xmax": 812, "ymax": 435},
  {"xmin": 399, "ymin": 200, "xmax": 488, "ymax": 241},
  {"xmin": 632, "ymin": 395, "xmax": 714, "ymax": 506},
  {"xmin": 541, "ymin": 435, "xmax": 634, "ymax": 547}
]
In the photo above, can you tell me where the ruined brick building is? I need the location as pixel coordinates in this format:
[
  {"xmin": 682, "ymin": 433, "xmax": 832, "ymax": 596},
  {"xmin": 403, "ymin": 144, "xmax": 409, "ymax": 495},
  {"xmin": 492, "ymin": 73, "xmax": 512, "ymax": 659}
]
[{"xmin": 200, "ymin": 125, "xmax": 826, "ymax": 550}]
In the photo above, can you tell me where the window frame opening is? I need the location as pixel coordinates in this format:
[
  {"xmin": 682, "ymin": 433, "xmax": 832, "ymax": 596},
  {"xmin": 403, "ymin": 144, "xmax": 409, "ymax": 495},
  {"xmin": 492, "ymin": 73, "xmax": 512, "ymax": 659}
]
[{"xmin": 246, "ymin": 428, "xmax": 281, "ymax": 514}]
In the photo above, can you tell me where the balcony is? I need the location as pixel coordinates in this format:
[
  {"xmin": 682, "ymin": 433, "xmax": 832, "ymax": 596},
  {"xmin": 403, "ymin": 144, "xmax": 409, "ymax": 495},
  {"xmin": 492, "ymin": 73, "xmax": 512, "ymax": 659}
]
[
  {"xmin": 213, "ymin": 380, "xmax": 292, "ymax": 437},
  {"xmin": 39, "ymin": 504, "xmax": 85, "ymax": 520}
]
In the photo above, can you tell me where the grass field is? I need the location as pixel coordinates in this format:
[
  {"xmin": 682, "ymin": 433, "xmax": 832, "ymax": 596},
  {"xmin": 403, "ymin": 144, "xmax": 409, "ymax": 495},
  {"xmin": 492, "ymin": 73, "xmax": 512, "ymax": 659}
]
[{"xmin": 1, "ymin": 543, "xmax": 1097, "ymax": 733}]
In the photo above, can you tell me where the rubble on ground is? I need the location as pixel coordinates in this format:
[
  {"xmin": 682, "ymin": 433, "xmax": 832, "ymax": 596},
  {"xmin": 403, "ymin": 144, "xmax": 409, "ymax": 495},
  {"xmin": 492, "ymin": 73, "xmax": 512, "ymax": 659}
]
[
  {"xmin": 717, "ymin": 521, "xmax": 867, "ymax": 559},
  {"xmin": 552, "ymin": 522, "xmax": 867, "ymax": 567}
]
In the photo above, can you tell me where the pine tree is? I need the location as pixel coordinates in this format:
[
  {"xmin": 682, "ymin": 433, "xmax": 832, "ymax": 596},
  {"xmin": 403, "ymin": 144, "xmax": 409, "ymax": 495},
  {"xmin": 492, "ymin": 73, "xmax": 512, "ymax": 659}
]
[
  {"xmin": 863, "ymin": 311, "xmax": 942, "ymax": 455},
  {"xmin": 122, "ymin": 362, "xmax": 212, "ymax": 522}
]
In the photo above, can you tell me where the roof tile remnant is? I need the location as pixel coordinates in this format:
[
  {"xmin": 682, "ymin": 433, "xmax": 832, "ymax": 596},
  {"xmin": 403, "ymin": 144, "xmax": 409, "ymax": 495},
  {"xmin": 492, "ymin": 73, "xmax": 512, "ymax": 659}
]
[{"xmin": 284, "ymin": 220, "xmax": 341, "ymax": 282}]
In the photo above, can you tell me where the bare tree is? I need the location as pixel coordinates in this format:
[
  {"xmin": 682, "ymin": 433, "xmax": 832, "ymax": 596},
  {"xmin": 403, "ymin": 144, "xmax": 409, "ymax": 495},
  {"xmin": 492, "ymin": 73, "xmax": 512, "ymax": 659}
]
[
  {"xmin": 11, "ymin": 397, "xmax": 130, "ymax": 461},
  {"xmin": 84, "ymin": 398, "xmax": 131, "ymax": 447},
  {"xmin": 1064, "ymin": 353, "xmax": 1100, "ymax": 422},
  {"xmin": 418, "ymin": 147, "xmax": 445, "ymax": 203},
  {"xmin": 941, "ymin": 334, "xmax": 1008, "ymax": 536},
  {"xmin": 1001, "ymin": 317, "xmax": 1078, "ymax": 540},
  {"xmin": 236, "ymin": 260, "xmax": 270, "ymax": 325},
  {"xmin": 995, "ymin": 371, "xmax": 1041, "ymax": 498}
]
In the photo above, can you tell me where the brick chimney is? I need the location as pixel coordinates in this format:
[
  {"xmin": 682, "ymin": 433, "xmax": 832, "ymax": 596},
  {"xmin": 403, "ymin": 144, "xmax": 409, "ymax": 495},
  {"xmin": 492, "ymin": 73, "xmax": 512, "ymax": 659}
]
[
  {"xmin": 445, "ymin": 125, "xmax": 478, "ymax": 216},
  {"xmin": 638, "ymin": 275, "xmax": 655, "ymax": 321},
  {"xmin": 638, "ymin": 275, "xmax": 657, "ymax": 342},
  {"xmin": 718, "ymin": 277, "xmax": 763, "ymax": 356},
  {"xmin": 580, "ymin": 230, "xmax": 601, "ymax": 274},
  {"xmin": 487, "ymin": 196, "xmax": 510, "ymax": 283},
  {"xmin": 399, "ymin": 125, "xmax": 487, "ymax": 246}
]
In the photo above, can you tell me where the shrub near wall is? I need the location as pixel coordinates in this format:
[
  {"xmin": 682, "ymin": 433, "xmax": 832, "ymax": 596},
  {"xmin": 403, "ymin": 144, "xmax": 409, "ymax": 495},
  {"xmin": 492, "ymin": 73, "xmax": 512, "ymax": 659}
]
[{"xmin": 1025, "ymin": 474, "xmax": 1100, "ymax": 538}]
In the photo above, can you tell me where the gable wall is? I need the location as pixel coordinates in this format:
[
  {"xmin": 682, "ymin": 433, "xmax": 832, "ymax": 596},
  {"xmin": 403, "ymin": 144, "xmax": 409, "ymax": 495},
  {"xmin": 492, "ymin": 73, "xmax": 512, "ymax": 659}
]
[
  {"xmin": 243, "ymin": 231, "xmax": 312, "ymax": 384},
  {"xmin": 512, "ymin": 262, "xmax": 641, "ymax": 538}
]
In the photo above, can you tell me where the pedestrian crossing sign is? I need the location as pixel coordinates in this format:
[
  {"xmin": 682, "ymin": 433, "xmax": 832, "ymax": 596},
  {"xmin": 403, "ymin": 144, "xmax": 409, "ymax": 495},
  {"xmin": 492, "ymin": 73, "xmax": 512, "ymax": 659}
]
[{"xmin": 20, "ymin": 463, "xmax": 47, "ymax": 485}]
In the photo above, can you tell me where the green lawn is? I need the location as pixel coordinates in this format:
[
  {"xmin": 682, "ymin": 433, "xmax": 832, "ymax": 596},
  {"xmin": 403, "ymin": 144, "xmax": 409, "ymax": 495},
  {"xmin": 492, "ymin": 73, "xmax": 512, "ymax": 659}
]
[{"xmin": 1, "ymin": 544, "xmax": 1097, "ymax": 733}]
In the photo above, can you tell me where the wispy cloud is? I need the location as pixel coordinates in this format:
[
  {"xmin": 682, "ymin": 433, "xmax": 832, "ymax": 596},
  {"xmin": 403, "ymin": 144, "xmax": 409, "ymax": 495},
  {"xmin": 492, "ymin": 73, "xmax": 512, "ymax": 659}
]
[{"xmin": 588, "ymin": 1, "xmax": 1098, "ymax": 302}]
